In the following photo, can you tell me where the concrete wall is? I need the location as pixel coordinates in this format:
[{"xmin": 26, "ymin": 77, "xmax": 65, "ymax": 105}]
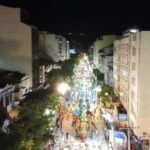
[
  {"xmin": 114, "ymin": 31, "xmax": 150, "ymax": 139},
  {"xmin": 138, "ymin": 31, "xmax": 150, "ymax": 137},
  {"xmin": 0, "ymin": 5, "xmax": 21, "ymax": 22},
  {"xmin": 93, "ymin": 35, "xmax": 118, "ymax": 68},
  {"xmin": 39, "ymin": 33, "xmax": 70, "ymax": 62},
  {"xmin": 0, "ymin": 6, "xmax": 35, "ymax": 87},
  {"xmin": 0, "ymin": 23, "xmax": 33, "ymax": 86}
]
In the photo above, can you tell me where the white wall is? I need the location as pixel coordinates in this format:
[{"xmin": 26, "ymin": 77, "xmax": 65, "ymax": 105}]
[
  {"xmin": 0, "ymin": 6, "xmax": 33, "ymax": 87},
  {"xmin": 138, "ymin": 31, "xmax": 150, "ymax": 137}
]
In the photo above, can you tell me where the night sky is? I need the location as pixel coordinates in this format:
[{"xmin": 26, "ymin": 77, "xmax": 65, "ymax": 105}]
[{"xmin": 0, "ymin": 0, "xmax": 150, "ymax": 50}]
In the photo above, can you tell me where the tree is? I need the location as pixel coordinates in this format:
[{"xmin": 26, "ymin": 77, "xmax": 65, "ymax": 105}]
[
  {"xmin": 47, "ymin": 55, "xmax": 79, "ymax": 89},
  {"xmin": 0, "ymin": 55, "xmax": 79, "ymax": 150},
  {"xmin": 99, "ymin": 85, "xmax": 114, "ymax": 105},
  {"xmin": 60, "ymin": 56, "xmax": 79, "ymax": 78},
  {"xmin": 93, "ymin": 68, "xmax": 104, "ymax": 84},
  {"xmin": 1, "ymin": 89, "xmax": 60, "ymax": 150}
]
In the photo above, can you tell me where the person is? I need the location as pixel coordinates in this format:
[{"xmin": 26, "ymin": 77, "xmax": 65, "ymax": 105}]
[
  {"xmin": 66, "ymin": 132, "xmax": 69, "ymax": 140},
  {"xmin": 56, "ymin": 121, "xmax": 59, "ymax": 129},
  {"xmin": 43, "ymin": 146, "xmax": 47, "ymax": 150}
]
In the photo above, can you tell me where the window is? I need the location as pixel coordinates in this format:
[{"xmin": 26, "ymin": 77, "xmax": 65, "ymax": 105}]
[
  {"xmin": 133, "ymin": 34, "xmax": 136, "ymax": 41},
  {"xmin": 132, "ymin": 77, "xmax": 135, "ymax": 85},
  {"xmin": 132, "ymin": 63, "xmax": 136, "ymax": 70},
  {"xmin": 132, "ymin": 47, "xmax": 136, "ymax": 56},
  {"xmin": 131, "ymin": 91, "xmax": 135, "ymax": 100}
]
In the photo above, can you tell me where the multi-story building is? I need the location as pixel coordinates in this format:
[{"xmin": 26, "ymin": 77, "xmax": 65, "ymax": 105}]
[
  {"xmin": 98, "ymin": 45, "xmax": 114, "ymax": 86},
  {"xmin": 0, "ymin": 70, "xmax": 30, "ymax": 110},
  {"xmin": 0, "ymin": 5, "xmax": 40, "ymax": 88},
  {"xmin": 39, "ymin": 32, "xmax": 70, "ymax": 62},
  {"xmin": 0, "ymin": 70, "xmax": 30, "ymax": 132},
  {"xmin": 113, "ymin": 40, "xmax": 120, "ymax": 92},
  {"xmin": 91, "ymin": 35, "xmax": 118, "ymax": 68},
  {"xmin": 113, "ymin": 29, "xmax": 150, "ymax": 148}
]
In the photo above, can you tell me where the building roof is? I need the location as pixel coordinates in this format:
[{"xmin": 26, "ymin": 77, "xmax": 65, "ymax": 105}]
[{"xmin": 0, "ymin": 70, "xmax": 25, "ymax": 88}]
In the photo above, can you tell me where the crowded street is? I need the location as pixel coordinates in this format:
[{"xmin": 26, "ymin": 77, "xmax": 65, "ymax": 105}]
[{"xmin": 46, "ymin": 54, "xmax": 108, "ymax": 150}]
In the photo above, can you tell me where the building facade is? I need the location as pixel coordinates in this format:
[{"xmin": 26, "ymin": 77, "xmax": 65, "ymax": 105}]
[
  {"xmin": 99, "ymin": 45, "xmax": 114, "ymax": 86},
  {"xmin": 113, "ymin": 31, "xmax": 150, "ymax": 147},
  {"xmin": 39, "ymin": 32, "xmax": 70, "ymax": 62},
  {"xmin": 0, "ymin": 5, "xmax": 40, "ymax": 88},
  {"xmin": 91, "ymin": 35, "xmax": 118, "ymax": 69}
]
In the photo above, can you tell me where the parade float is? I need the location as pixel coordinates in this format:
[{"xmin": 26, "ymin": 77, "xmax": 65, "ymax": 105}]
[{"xmin": 80, "ymin": 112, "xmax": 88, "ymax": 142}]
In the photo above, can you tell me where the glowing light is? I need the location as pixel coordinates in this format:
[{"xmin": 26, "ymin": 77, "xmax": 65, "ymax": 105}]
[
  {"xmin": 57, "ymin": 82, "xmax": 70, "ymax": 95},
  {"xmin": 96, "ymin": 86, "xmax": 101, "ymax": 92},
  {"xmin": 44, "ymin": 108, "xmax": 50, "ymax": 116},
  {"xmin": 84, "ymin": 55, "xmax": 88, "ymax": 60},
  {"xmin": 130, "ymin": 29, "xmax": 138, "ymax": 33},
  {"xmin": 105, "ymin": 92, "xmax": 109, "ymax": 96}
]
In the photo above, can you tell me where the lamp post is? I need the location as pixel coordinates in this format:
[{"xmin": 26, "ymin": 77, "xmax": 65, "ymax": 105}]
[
  {"xmin": 57, "ymin": 82, "xmax": 70, "ymax": 100},
  {"xmin": 57, "ymin": 82, "xmax": 70, "ymax": 95}
]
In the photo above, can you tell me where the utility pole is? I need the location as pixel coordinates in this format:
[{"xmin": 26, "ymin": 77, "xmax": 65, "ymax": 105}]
[
  {"xmin": 119, "ymin": 126, "xmax": 138, "ymax": 150},
  {"xmin": 128, "ymin": 128, "xmax": 131, "ymax": 150}
]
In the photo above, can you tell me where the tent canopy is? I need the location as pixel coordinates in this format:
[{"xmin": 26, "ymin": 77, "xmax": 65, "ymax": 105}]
[{"xmin": 113, "ymin": 131, "xmax": 127, "ymax": 140}]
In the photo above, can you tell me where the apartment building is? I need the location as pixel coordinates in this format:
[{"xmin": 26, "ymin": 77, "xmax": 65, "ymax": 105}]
[
  {"xmin": 113, "ymin": 30, "xmax": 150, "ymax": 147},
  {"xmin": 0, "ymin": 70, "xmax": 30, "ymax": 132},
  {"xmin": 39, "ymin": 32, "xmax": 70, "ymax": 62},
  {"xmin": 0, "ymin": 70, "xmax": 30, "ymax": 109},
  {"xmin": 91, "ymin": 35, "xmax": 118, "ymax": 69},
  {"xmin": 99, "ymin": 45, "xmax": 114, "ymax": 86},
  {"xmin": 0, "ymin": 5, "xmax": 40, "ymax": 88}
]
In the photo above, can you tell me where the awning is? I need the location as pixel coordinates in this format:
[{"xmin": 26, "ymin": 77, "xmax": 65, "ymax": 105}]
[
  {"xmin": 118, "ymin": 114, "xmax": 128, "ymax": 120},
  {"xmin": 113, "ymin": 131, "xmax": 127, "ymax": 140}
]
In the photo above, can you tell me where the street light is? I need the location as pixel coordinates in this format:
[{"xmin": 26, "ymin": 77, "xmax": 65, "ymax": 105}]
[
  {"xmin": 105, "ymin": 92, "xmax": 109, "ymax": 96},
  {"xmin": 44, "ymin": 108, "xmax": 55, "ymax": 116},
  {"xmin": 57, "ymin": 82, "xmax": 71, "ymax": 105},
  {"xmin": 57, "ymin": 82, "xmax": 70, "ymax": 95},
  {"xmin": 44, "ymin": 108, "xmax": 50, "ymax": 116}
]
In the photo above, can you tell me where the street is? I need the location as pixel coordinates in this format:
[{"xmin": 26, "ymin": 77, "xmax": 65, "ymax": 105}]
[{"xmin": 50, "ymin": 54, "xmax": 108, "ymax": 150}]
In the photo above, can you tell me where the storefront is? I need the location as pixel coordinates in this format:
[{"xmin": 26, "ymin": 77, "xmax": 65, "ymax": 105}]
[{"xmin": 109, "ymin": 131, "xmax": 127, "ymax": 150}]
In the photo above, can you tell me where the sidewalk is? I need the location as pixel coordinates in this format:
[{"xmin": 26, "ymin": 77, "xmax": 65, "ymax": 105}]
[{"xmin": 93, "ymin": 111, "xmax": 109, "ymax": 150}]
